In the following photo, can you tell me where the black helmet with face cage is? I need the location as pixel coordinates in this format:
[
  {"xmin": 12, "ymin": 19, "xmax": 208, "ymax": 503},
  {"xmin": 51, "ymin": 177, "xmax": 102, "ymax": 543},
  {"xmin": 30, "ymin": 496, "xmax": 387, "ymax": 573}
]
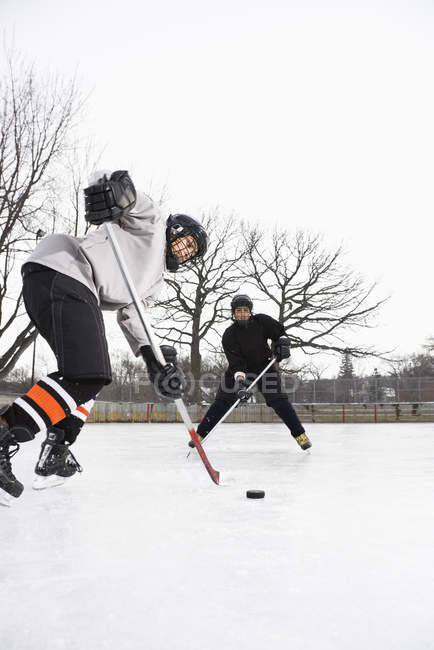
[{"xmin": 166, "ymin": 214, "xmax": 209, "ymax": 271}]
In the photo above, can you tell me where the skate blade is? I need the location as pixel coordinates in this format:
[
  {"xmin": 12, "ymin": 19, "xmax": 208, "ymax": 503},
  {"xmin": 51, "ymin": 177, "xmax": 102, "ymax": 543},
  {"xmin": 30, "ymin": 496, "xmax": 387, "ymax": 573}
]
[
  {"xmin": 0, "ymin": 488, "xmax": 12, "ymax": 507},
  {"xmin": 32, "ymin": 475, "xmax": 67, "ymax": 491}
]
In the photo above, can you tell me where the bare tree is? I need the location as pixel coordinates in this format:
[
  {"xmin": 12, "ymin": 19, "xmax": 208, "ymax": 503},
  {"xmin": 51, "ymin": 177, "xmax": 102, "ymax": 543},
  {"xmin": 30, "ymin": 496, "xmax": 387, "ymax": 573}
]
[
  {"xmin": 0, "ymin": 51, "xmax": 82, "ymax": 378},
  {"xmin": 389, "ymin": 336, "xmax": 434, "ymax": 378},
  {"xmin": 154, "ymin": 212, "xmax": 246, "ymax": 398},
  {"xmin": 298, "ymin": 360, "xmax": 331, "ymax": 381},
  {"xmin": 242, "ymin": 226, "xmax": 389, "ymax": 359},
  {"xmin": 64, "ymin": 139, "xmax": 104, "ymax": 237},
  {"xmin": 423, "ymin": 336, "xmax": 434, "ymax": 355}
]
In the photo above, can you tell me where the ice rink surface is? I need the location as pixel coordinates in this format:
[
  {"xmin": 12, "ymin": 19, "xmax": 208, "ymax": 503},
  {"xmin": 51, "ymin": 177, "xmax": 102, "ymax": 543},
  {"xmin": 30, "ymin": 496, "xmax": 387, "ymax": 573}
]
[{"xmin": 2, "ymin": 421, "xmax": 434, "ymax": 650}]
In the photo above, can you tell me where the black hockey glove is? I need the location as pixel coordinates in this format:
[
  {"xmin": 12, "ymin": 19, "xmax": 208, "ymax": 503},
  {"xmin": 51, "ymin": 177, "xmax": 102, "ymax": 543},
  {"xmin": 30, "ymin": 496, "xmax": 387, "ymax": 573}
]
[
  {"xmin": 234, "ymin": 373, "xmax": 251, "ymax": 402},
  {"xmin": 272, "ymin": 336, "xmax": 291, "ymax": 362},
  {"xmin": 84, "ymin": 170, "xmax": 137, "ymax": 225},
  {"xmin": 141, "ymin": 345, "xmax": 184, "ymax": 400}
]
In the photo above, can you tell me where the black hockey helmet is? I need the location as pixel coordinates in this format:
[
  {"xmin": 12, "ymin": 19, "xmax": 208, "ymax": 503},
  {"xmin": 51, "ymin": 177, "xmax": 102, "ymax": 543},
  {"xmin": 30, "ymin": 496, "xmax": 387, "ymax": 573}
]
[
  {"xmin": 166, "ymin": 214, "xmax": 209, "ymax": 271},
  {"xmin": 231, "ymin": 294, "xmax": 253, "ymax": 316}
]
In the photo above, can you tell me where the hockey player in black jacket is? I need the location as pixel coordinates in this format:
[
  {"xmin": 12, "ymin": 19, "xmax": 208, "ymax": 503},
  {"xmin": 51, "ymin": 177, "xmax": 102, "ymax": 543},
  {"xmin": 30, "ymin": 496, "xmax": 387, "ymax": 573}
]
[{"xmin": 191, "ymin": 294, "xmax": 312, "ymax": 450}]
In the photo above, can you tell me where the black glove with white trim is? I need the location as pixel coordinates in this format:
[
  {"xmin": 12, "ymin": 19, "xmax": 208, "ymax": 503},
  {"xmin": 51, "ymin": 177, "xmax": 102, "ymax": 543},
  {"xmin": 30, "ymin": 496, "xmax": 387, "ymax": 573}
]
[
  {"xmin": 234, "ymin": 372, "xmax": 251, "ymax": 402},
  {"xmin": 141, "ymin": 345, "xmax": 184, "ymax": 400},
  {"xmin": 84, "ymin": 170, "xmax": 137, "ymax": 225}
]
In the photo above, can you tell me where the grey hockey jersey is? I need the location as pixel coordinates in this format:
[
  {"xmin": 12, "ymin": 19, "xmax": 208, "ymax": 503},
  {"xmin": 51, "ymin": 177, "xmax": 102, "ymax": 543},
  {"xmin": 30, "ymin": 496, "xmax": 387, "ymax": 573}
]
[{"xmin": 25, "ymin": 191, "xmax": 166, "ymax": 355}]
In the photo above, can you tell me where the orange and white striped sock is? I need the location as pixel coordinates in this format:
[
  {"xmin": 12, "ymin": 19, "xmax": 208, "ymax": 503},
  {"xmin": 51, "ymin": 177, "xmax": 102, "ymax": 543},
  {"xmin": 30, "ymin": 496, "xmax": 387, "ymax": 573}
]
[
  {"xmin": 71, "ymin": 398, "xmax": 95, "ymax": 424},
  {"xmin": 15, "ymin": 376, "xmax": 78, "ymax": 433},
  {"xmin": 5, "ymin": 373, "xmax": 103, "ymax": 438}
]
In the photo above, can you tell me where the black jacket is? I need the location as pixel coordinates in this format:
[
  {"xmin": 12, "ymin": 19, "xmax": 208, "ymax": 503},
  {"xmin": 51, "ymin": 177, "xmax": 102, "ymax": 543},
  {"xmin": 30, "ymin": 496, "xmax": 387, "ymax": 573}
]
[{"xmin": 222, "ymin": 314, "xmax": 285, "ymax": 374}]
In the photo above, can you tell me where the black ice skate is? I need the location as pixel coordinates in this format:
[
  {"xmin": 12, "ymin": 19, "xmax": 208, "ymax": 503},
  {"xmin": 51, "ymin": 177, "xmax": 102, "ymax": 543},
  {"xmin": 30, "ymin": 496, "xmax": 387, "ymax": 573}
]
[
  {"xmin": 33, "ymin": 427, "xmax": 82, "ymax": 490},
  {"xmin": 0, "ymin": 410, "xmax": 24, "ymax": 506}
]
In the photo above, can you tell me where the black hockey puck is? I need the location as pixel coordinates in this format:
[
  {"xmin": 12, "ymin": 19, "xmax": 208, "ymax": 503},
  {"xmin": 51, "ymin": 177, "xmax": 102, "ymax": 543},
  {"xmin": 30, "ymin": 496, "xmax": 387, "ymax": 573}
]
[{"xmin": 246, "ymin": 490, "xmax": 265, "ymax": 499}]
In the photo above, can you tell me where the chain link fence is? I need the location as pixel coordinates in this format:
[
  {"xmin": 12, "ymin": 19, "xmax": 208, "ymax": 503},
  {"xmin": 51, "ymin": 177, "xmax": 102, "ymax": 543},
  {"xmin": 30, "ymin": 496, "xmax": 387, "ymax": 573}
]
[
  {"xmin": 280, "ymin": 375, "xmax": 434, "ymax": 404},
  {"xmin": 167, "ymin": 375, "xmax": 434, "ymax": 405},
  {"xmin": 1, "ymin": 375, "xmax": 433, "ymax": 405},
  {"xmin": 142, "ymin": 374, "xmax": 432, "ymax": 405}
]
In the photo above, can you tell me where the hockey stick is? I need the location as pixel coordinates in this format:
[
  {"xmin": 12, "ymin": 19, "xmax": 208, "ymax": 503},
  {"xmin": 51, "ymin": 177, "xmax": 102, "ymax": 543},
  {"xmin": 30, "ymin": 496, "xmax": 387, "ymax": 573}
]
[
  {"xmin": 187, "ymin": 357, "xmax": 277, "ymax": 458},
  {"xmin": 105, "ymin": 222, "xmax": 220, "ymax": 485}
]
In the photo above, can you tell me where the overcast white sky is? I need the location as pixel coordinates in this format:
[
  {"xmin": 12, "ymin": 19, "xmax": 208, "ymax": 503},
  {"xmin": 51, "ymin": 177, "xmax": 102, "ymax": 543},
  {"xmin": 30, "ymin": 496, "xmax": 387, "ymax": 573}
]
[{"xmin": 2, "ymin": 0, "xmax": 433, "ymax": 375}]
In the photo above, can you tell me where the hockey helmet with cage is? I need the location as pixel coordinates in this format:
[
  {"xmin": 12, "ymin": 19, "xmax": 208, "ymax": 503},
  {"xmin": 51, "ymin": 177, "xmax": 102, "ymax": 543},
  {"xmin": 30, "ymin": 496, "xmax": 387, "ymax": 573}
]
[{"xmin": 166, "ymin": 214, "xmax": 209, "ymax": 272}]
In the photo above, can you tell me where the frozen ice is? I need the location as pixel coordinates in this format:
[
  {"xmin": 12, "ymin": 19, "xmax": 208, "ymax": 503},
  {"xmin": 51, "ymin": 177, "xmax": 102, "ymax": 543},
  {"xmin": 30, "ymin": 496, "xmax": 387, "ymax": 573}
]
[{"xmin": 2, "ymin": 421, "xmax": 434, "ymax": 650}]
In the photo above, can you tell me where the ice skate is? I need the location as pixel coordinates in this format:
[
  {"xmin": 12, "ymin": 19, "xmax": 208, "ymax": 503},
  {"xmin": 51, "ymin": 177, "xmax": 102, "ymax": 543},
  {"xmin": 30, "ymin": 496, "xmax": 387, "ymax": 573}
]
[
  {"xmin": 0, "ymin": 409, "xmax": 24, "ymax": 506},
  {"xmin": 294, "ymin": 432, "xmax": 312, "ymax": 450},
  {"xmin": 33, "ymin": 427, "xmax": 82, "ymax": 490}
]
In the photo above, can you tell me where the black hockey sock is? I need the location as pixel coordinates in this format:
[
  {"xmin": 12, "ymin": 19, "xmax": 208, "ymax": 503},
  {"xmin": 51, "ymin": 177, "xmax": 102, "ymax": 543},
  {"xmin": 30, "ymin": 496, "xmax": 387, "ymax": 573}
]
[
  {"xmin": 197, "ymin": 399, "xmax": 232, "ymax": 438},
  {"xmin": 61, "ymin": 397, "xmax": 96, "ymax": 443},
  {"xmin": 53, "ymin": 414, "xmax": 84, "ymax": 445},
  {"xmin": 269, "ymin": 398, "xmax": 305, "ymax": 437}
]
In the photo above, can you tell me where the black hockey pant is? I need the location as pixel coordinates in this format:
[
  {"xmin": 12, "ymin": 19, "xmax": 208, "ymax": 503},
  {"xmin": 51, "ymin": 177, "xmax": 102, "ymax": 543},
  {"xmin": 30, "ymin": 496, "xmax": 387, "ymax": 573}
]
[
  {"xmin": 197, "ymin": 398, "xmax": 305, "ymax": 439},
  {"xmin": 2, "ymin": 264, "xmax": 110, "ymax": 442}
]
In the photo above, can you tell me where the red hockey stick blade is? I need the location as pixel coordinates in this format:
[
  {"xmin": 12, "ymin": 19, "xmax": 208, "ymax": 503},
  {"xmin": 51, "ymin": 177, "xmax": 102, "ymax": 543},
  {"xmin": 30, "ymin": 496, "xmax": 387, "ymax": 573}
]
[{"xmin": 188, "ymin": 428, "xmax": 220, "ymax": 485}]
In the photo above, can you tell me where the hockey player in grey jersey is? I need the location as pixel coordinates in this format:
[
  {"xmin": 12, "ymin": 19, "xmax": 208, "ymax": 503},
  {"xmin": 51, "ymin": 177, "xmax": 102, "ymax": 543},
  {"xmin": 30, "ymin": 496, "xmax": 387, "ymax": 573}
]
[{"xmin": 0, "ymin": 170, "xmax": 208, "ymax": 503}]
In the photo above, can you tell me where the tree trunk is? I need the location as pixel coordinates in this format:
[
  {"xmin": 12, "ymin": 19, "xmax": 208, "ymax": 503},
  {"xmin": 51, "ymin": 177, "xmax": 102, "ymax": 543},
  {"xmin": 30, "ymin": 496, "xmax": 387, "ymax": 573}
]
[
  {"xmin": 0, "ymin": 324, "xmax": 37, "ymax": 379},
  {"xmin": 190, "ymin": 311, "xmax": 202, "ymax": 403}
]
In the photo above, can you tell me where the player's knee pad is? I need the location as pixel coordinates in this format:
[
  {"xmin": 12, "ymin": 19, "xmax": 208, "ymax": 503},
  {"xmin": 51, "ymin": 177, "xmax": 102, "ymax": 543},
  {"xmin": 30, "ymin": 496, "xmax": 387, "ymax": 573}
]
[
  {"xmin": 10, "ymin": 425, "xmax": 35, "ymax": 443},
  {"xmin": 1, "ymin": 405, "xmax": 35, "ymax": 442}
]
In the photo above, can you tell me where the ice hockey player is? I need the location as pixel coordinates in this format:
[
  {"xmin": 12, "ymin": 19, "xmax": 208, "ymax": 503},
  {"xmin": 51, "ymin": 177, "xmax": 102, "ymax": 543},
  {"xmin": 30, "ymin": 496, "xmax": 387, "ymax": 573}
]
[
  {"xmin": 0, "ymin": 170, "xmax": 208, "ymax": 504},
  {"xmin": 189, "ymin": 294, "xmax": 312, "ymax": 451}
]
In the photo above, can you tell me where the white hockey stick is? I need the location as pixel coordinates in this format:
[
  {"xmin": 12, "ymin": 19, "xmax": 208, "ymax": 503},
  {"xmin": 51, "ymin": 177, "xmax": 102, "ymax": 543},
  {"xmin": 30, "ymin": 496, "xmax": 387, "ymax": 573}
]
[
  {"xmin": 187, "ymin": 356, "xmax": 277, "ymax": 458},
  {"xmin": 106, "ymin": 222, "xmax": 220, "ymax": 485}
]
